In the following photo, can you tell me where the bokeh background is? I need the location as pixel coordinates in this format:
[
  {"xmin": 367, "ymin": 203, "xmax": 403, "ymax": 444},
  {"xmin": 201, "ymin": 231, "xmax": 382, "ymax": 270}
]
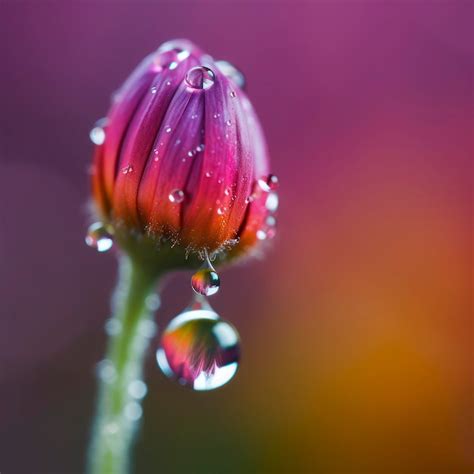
[{"xmin": 1, "ymin": 1, "xmax": 472, "ymax": 473}]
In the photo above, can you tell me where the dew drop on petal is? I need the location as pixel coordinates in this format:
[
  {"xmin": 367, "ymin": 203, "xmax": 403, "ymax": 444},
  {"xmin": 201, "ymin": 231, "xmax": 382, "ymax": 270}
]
[
  {"xmin": 265, "ymin": 192, "xmax": 279, "ymax": 212},
  {"xmin": 165, "ymin": 126, "xmax": 172, "ymax": 133},
  {"xmin": 205, "ymin": 171, "xmax": 213, "ymax": 178},
  {"xmin": 122, "ymin": 164, "xmax": 133, "ymax": 175},
  {"xmin": 150, "ymin": 86, "xmax": 158, "ymax": 94},
  {"xmin": 229, "ymin": 91, "xmax": 236, "ymax": 98},
  {"xmin": 185, "ymin": 66, "xmax": 215, "ymax": 90},
  {"xmin": 157, "ymin": 307, "xmax": 240, "ymax": 391},
  {"xmin": 258, "ymin": 174, "xmax": 279, "ymax": 192},
  {"xmin": 169, "ymin": 189, "xmax": 185, "ymax": 203},
  {"xmin": 85, "ymin": 223, "xmax": 113, "ymax": 252},
  {"xmin": 225, "ymin": 120, "xmax": 232, "ymax": 126},
  {"xmin": 256, "ymin": 229, "xmax": 267, "ymax": 240}
]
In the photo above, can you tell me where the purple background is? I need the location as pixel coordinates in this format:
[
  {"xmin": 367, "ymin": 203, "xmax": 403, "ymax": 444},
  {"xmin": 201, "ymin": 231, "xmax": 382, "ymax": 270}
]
[{"xmin": 1, "ymin": 1, "xmax": 472, "ymax": 473}]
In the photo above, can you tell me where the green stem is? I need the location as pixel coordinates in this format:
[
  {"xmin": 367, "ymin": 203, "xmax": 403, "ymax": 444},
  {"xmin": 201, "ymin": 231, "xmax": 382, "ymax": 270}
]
[{"xmin": 88, "ymin": 254, "xmax": 164, "ymax": 474}]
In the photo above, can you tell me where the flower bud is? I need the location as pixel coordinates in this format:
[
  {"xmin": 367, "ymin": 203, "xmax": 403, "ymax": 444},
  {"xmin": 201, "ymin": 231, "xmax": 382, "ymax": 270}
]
[{"xmin": 91, "ymin": 40, "xmax": 277, "ymax": 259}]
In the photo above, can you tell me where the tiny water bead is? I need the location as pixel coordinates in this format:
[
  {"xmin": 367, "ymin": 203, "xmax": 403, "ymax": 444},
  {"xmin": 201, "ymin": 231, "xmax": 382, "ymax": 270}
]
[
  {"xmin": 157, "ymin": 307, "xmax": 240, "ymax": 391},
  {"xmin": 191, "ymin": 257, "xmax": 220, "ymax": 297},
  {"xmin": 258, "ymin": 174, "xmax": 279, "ymax": 192},
  {"xmin": 85, "ymin": 223, "xmax": 113, "ymax": 252},
  {"xmin": 169, "ymin": 189, "xmax": 185, "ymax": 203},
  {"xmin": 185, "ymin": 66, "xmax": 215, "ymax": 90},
  {"xmin": 122, "ymin": 164, "xmax": 133, "ymax": 175}
]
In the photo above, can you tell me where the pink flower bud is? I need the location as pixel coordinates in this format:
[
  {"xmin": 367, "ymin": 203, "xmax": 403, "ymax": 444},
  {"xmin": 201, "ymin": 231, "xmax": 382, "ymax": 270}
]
[{"xmin": 91, "ymin": 40, "xmax": 277, "ymax": 257}]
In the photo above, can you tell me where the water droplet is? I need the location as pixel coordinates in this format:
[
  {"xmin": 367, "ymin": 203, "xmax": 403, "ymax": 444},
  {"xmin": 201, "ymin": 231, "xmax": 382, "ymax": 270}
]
[
  {"xmin": 104, "ymin": 318, "xmax": 122, "ymax": 336},
  {"xmin": 245, "ymin": 195, "xmax": 254, "ymax": 204},
  {"xmin": 128, "ymin": 380, "xmax": 148, "ymax": 400},
  {"xmin": 89, "ymin": 119, "xmax": 107, "ymax": 145},
  {"xmin": 122, "ymin": 164, "xmax": 133, "ymax": 175},
  {"xmin": 215, "ymin": 60, "xmax": 246, "ymax": 89},
  {"xmin": 266, "ymin": 215, "xmax": 277, "ymax": 227},
  {"xmin": 191, "ymin": 257, "xmax": 220, "ymax": 297},
  {"xmin": 224, "ymin": 187, "xmax": 231, "ymax": 196},
  {"xmin": 230, "ymin": 90, "xmax": 236, "ymax": 98},
  {"xmin": 258, "ymin": 174, "xmax": 279, "ymax": 192},
  {"xmin": 96, "ymin": 359, "xmax": 117, "ymax": 383},
  {"xmin": 165, "ymin": 126, "xmax": 172, "ymax": 133},
  {"xmin": 187, "ymin": 150, "xmax": 195, "ymax": 157},
  {"xmin": 205, "ymin": 171, "xmax": 213, "ymax": 178},
  {"xmin": 124, "ymin": 401, "xmax": 143, "ymax": 421},
  {"xmin": 185, "ymin": 66, "xmax": 215, "ymax": 90},
  {"xmin": 213, "ymin": 113, "xmax": 221, "ymax": 119},
  {"xmin": 169, "ymin": 189, "xmax": 185, "ymax": 203},
  {"xmin": 217, "ymin": 207, "xmax": 227, "ymax": 216},
  {"xmin": 150, "ymin": 86, "xmax": 158, "ymax": 94},
  {"xmin": 85, "ymin": 223, "xmax": 113, "ymax": 252},
  {"xmin": 138, "ymin": 319, "xmax": 157, "ymax": 338},
  {"xmin": 146, "ymin": 293, "xmax": 161, "ymax": 311},
  {"xmin": 256, "ymin": 229, "xmax": 267, "ymax": 240},
  {"xmin": 165, "ymin": 80, "xmax": 172, "ymax": 86},
  {"xmin": 265, "ymin": 192, "xmax": 279, "ymax": 212},
  {"xmin": 157, "ymin": 307, "xmax": 240, "ymax": 391},
  {"xmin": 225, "ymin": 120, "xmax": 232, "ymax": 126}
]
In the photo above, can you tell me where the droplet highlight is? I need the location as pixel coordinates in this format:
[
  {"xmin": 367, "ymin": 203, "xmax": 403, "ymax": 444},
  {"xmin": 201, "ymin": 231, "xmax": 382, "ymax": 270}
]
[
  {"xmin": 157, "ymin": 306, "xmax": 240, "ymax": 391},
  {"xmin": 185, "ymin": 66, "xmax": 215, "ymax": 90},
  {"xmin": 85, "ymin": 223, "xmax": 113, "ymax": 252},
  {"xmin": 89, "ymin": 118, "xmax": 107, "ymax": 145}
]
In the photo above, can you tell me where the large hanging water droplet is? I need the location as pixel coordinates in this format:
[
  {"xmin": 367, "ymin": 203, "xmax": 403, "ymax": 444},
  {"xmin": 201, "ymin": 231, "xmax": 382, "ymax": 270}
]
[
  {"xmin": 185, "ymin": 66, "xmax": 215, "ymax": 90},
  {"xmin": 89, "ymin": 118, "xmax": 107, "ymax": 145},
  {"xmin": 85, "ymin": 223, "xmax": 113, "ymax": 252},
  {"xmin": 156, "ymin": 305, "xmax": 240, "ymax": 391},
  {"xmin": 215, "ymin": 60, "xmax": 246, "ymax": 89},
  {"xmin": 191, "ymin": 255, "xmax": 220, "ymax": 296},
  {"xmin": 258, "ymin": 174, "xmax": 279, "ymax": 192}
]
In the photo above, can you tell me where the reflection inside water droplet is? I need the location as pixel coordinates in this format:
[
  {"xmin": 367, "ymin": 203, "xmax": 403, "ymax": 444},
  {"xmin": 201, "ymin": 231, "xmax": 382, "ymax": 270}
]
[
  {"xmin": 169, "ymin": 189, "xmax": 185, "ymax": 203},
  {"xmin": 185, "ymin": 66, "xmax": 215, "ymax": 90},
  {"xmin": 85, "ymin": 223, "xmax": 113, "ymax": 252},
  {"xmin": 157, "ymin": 305, "xmax": 240, "ymax": 391},
  {"xmin": 191, "ymin": 256, "xmax": 220, "ymax": 297}
]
